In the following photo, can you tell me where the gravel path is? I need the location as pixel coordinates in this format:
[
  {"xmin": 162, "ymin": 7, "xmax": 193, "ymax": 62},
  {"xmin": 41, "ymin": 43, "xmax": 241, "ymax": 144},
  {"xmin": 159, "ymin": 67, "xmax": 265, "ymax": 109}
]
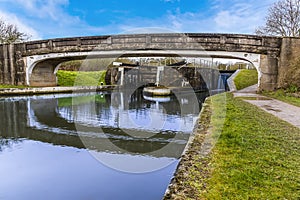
[{"xmin": 233, "ymin": 84, "xmax": 300, "ymax": 129}]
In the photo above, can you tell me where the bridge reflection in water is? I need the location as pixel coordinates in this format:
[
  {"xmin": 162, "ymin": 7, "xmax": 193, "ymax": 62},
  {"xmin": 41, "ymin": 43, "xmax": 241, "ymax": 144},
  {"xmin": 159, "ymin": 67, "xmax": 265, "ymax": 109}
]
[{"xmin": 0, "ymin": 89, "xmax": 207, "ymax": 200}]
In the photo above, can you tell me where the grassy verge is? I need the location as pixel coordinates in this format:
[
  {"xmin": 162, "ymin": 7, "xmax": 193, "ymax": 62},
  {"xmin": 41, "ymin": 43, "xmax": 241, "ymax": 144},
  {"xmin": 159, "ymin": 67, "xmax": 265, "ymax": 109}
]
[
  {"xmin": 0, "ymin": 70, "xmax": 107, "ymax": 88},
  {"xmin": 56, "ymin": 70, "xmax": 106, "ymax": 86},
  {"xmin": 234, "ymin": 69, "xmax": 258, "ymax": 90},
  {"xmin": 263, "ymin": 89, "xmax": 300, "ymax": 107},
  {"xmin": 0, "ymin": 85, "xmax": 29, "ymax": 89},
  {"xmin": 166, "ymin": 93, "xmax": 300, "ymax": 199}
]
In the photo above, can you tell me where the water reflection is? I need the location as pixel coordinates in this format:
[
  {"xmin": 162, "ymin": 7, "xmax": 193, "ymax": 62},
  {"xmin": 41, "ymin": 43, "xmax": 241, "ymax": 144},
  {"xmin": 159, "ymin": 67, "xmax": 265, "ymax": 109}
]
[
  {"xmin": 24, "ymin": 90, "xmax": 205, "ymax": 157},
  {"xmin": 0, "ymin": 89, "xmax": 207, "ymax": 200}
]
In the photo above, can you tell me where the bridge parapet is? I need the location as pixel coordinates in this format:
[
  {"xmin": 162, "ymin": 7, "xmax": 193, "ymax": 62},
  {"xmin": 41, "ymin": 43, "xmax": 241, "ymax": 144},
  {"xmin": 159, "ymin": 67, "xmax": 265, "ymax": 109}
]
[{"xmin": 20, "ymin": 33, "xmax": 281, "ymax": 56}]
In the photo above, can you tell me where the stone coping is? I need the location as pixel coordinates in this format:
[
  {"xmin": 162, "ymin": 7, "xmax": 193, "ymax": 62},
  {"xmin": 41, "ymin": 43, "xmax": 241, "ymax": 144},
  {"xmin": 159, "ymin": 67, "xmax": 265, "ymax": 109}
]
[{"xmin": 226, "ymin": 69, "xmax": 240, "ymax": 92}]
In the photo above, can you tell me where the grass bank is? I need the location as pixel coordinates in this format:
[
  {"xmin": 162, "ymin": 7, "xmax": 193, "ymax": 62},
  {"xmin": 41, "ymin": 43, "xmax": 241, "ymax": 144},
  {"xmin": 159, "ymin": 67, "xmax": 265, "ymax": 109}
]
[
  {"xmin": 56, "ymin": 70, "xmax": 106, "ymax": 86},
  {"xmin": 0, "ymin": 70, "xmax": 107, "ymax": 88},
  {"xmin": 263, "ymin": 89, "xmax": 300, "ymax": 107},
  {"xmin": 234, "ymin": 69, "xmax": 258, "ymax": 90},
  {"xmin": 0, "ymin": 85, "xmax": 29, "ymax": 89},
  {"xmin": 166, "ymin": 93, "xmax": 300, "ymax": 199}
]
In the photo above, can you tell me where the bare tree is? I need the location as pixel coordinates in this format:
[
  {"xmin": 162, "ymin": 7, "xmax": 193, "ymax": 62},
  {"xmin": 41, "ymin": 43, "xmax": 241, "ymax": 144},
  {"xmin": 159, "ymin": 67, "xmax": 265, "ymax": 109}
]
[
  {"xmin": 256, "ymin": 0, "xmax": 300, "ymax": 37},
  {"xmin": 0, "ymin": 18, "xmax": 29, "ymax": 44}
]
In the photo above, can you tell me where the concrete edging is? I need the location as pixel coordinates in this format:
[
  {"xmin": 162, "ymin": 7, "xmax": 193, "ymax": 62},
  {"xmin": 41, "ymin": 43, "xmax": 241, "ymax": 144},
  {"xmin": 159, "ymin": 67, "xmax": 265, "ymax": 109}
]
[
  {"xmin": 0, "ymin": 85, "xmax": 116, "ymax": 96},
  {"xmin": 227, "ymin": 69, "xmax": 241, "ymax": 92},
  {"xmin": 164, "ymin": 97, "xmax": 212, "ymax": 198}
]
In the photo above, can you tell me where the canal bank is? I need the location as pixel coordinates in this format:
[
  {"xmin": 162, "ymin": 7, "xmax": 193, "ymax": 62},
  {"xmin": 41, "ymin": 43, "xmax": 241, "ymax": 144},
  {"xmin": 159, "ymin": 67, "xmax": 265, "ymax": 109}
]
[
  {"xmin": 164, "ymin": 89, "xmax": 300, "ymax": 199},
  {"xmin": 0, "ymin": 85, "xmax": 116, "ymax": 96},
  {"xmin": 163, "ymin": 94, "xmax": 217, "ymax": 199}
]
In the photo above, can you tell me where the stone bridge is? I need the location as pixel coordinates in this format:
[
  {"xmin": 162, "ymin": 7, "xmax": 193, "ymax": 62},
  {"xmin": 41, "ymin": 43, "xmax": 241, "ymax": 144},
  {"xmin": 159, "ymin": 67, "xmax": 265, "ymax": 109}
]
[{"xmin": 0, "ymin": 33, "xmax": 300, "ymax": 91}]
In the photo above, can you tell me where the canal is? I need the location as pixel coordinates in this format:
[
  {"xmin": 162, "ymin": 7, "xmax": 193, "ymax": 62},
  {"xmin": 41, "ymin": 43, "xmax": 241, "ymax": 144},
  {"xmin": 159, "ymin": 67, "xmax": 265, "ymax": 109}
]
[{"xmin": 0, "ymin": 89, "xmax": 208, "ymax": 200}]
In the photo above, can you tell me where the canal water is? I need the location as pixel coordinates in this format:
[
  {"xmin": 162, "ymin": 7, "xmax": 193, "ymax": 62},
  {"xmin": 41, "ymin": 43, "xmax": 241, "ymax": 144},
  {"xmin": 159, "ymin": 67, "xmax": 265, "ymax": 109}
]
[{"xmin": 0, "ymin": 89, "xmax": 207, "ymax": 200}]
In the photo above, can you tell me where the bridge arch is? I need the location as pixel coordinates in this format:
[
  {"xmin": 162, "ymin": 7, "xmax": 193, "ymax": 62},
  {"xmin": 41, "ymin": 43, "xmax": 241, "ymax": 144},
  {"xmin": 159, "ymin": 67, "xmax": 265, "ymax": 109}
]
[{"xmin": 25, "ymin": 49, "xmax": 261, "ymax": 87}]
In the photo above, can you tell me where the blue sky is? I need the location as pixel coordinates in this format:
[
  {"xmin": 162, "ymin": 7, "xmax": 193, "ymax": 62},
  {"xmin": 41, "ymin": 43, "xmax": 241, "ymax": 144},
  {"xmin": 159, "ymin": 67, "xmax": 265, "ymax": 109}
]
[{"xmin": 0, "ymin": 0, "xmax": 277, "ymax": 40}]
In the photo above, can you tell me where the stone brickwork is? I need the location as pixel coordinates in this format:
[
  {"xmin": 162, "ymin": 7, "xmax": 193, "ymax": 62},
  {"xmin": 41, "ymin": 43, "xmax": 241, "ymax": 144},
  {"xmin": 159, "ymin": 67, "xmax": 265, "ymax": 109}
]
[
  {"xmin": 19, "ymin": 33, "xmax": 281, "ymax": 56},
  {"xmin": 278, "ymin": 37, "xmax": 300, "ymax": 88},
  {"xmin": 0, "ymin": 33, "xmax": 296, "ymax": 91}
]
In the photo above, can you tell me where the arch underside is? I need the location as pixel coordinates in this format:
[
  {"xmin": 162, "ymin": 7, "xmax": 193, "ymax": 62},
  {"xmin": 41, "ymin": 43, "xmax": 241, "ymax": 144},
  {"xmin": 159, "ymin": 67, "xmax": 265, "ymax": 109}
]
[{"xmin": 26, "ymin": 50, "xmax": 261, "ymax": 87}]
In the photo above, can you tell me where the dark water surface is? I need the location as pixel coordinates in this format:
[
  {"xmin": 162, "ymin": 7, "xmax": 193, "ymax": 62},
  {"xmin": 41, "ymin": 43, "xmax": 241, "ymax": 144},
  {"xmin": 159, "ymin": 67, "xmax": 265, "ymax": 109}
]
[{"xmin": 0, "ymin": 89, "xmax": 206, "ymax": 200}]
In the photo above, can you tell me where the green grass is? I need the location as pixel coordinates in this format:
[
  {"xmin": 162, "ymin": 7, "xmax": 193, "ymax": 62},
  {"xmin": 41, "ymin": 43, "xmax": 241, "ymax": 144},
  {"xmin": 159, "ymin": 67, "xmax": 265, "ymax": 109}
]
[
  {"xmin": 166, "ymin": 93, "xmax": 300, "ymax": 199},
  {"xmin": 0, "ymin": 70, "xmax": 107, "ymax": 88},
  {"xmin": 56, "ymin": 70, "xmax": 106, "ymax": 86},
  {"xmin": 0, "ymin": 85, "xmax": 29, "ymax": 89},
  {"xmin": 202, "ymin": 94, "xmax": 300, "ymax": 199},
  {"xmin": 58, "ymin": 94, "xmax": 106, "ymax": 107},
  {"xmin": 234, "ymin": 69, "xmax": 258, "ymax": 90},
  {"xmin": 263, "ymin": 89, "xmax": 300, "ymax": 107}
]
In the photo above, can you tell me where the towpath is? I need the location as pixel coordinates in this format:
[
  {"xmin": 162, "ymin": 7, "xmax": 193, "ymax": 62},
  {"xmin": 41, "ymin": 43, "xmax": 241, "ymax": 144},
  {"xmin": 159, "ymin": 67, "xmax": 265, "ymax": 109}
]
[{"xmin": 233, "ymin": 84, "xmax": 300, "ymax": 129}]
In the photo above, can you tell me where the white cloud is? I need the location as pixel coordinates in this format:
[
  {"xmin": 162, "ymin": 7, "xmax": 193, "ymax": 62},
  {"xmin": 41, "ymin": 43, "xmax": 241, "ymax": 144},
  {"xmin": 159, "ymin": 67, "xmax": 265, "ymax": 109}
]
[
  {"xmin": 109, "ymin": 10, "xmax": 214, "ymax": 34},
  {"xmin": 167, "ymin": 14, "xmax": 183, "ymax": 31},
  {"xmin": 14, "ymin": 0, "xmax": 80, "ymax": 25},
  {"xmin": 214, "ymin": 11, "xmax": 244, "ymax": 29},
  {"xmin": 156, "ymin": 0, "xmax": 278, "ymax": 34},
  {"xmin": 0, "ymin": 0, "xmax": 87, "ymax": 39},
  {"xmin": 0, "ymin": 11, "xmax": 41, "ymax": 40},
  {"xmin": 0, "ymin": 0, "xmax": 280, "ymax": 40},
  {"xmin": 13, "ymin": 0, "xmax": 69, "ymax": 20},
  {"xmin": 211, "ymin": 0, "xmax": 277, "ymax": 33}
]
